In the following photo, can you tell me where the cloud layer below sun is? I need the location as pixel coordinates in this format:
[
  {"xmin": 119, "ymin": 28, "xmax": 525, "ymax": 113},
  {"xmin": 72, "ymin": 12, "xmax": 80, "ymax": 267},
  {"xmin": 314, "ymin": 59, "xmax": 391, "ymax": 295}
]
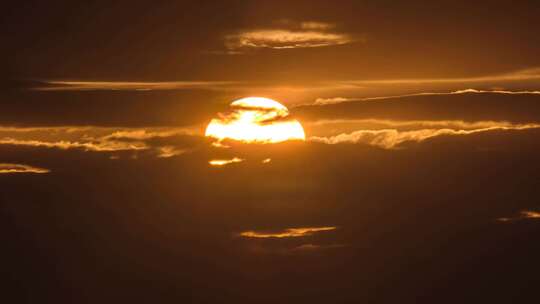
[
  {"xmin": 0, "ymin": 163, "xmax": 50, "ymax": 174},
  {"xmin": 0, "ymin": 126, "xmax": 196, "ymax": 158},
  {"xmin": 309, "ymin": 123, "xmax": 540, "ymax": 148}
]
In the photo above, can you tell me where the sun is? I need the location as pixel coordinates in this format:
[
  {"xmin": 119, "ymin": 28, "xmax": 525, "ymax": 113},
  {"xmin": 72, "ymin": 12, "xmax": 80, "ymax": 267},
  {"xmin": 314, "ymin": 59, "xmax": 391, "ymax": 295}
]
[{"xmin": 205, "ymin": 97, "xmax": 306, "ymax": 143}]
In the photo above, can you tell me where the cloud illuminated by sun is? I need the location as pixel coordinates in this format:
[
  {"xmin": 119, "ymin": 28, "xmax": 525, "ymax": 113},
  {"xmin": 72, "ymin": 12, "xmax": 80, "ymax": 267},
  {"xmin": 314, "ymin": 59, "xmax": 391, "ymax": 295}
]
[
  {"xmin": 240, "ymin": 226, "xmax": 336, "ymax": 238},
  {"xmin": 208, "ymin": 157, "xmax": 244, "ymax": 166},
  {"xmin": 205, "ymin": 97, "xmax": 306, "ymax": 143},
  {"xmin": 0, "ymin": 163, "xmax": 50, "ymax": 174}
]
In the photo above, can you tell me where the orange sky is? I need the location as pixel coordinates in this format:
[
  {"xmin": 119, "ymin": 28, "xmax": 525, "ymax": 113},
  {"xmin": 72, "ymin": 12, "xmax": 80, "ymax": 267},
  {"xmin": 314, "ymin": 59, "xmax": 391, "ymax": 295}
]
[{"xmin": 2, "ymin": 1, "xmax": 540, "ymax": 303}]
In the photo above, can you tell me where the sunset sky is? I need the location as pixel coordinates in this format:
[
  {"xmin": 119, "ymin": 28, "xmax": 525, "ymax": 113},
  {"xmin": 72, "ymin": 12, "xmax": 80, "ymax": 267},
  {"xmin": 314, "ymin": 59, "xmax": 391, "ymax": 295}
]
[{"xmin": 2, "ymin": 1, "xmax": 540, "ymax": 303}]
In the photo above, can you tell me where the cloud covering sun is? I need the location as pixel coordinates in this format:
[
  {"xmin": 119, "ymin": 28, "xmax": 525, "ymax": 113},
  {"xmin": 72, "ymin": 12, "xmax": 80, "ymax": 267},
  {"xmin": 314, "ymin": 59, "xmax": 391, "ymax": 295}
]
[{"xmin": 205, "ymin": 97, "xmax": 306, "ymax": 143}]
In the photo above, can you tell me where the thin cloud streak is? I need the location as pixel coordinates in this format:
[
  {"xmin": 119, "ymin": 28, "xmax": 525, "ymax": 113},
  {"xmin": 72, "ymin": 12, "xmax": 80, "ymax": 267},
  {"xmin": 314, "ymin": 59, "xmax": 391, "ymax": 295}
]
[
  {"xmin": 208, "ymin": 157, "xmax": 244, "ymax": 166},
  {"xmin": 312, "ymin": 97, "xmax": 353, "ymax": 105},
  {"xmin": 101, "ymin": 128, "xmax": 196, "ymax": 140},
  {"xmin": 0, "ymin": 163, "xmax": 50, "ymax": 174},
  {"xmin": 0, "ymin": 138, "xmax": 148, "ymax": 152},
  {"xmin": 307, "ymin": 119, "xmax": 523, "ymax": 129},
  {"xmin": 338, "ymin": 68, "xmax": 540, "ymax": 86},
  {"xmin": 497, "ymin": 210, "xmax": 540, "ymax": 222},
  {"xmin": 32, "ymin": 70, "xmax": 540, "ymax": 93},
  {"xmin": 240, "ymin": 226, "xmax": 336, "ymax": 238},
  {"xmin": 302, "ymin": 88, "xmax": 540, "ymax": 106},
  {"xmin": 31, "ymin": 80, "xmax": 334, "ymax": 92},
  {"xmin": 522, "ymin": 211, "xmax": 540, "ymax": 219},
  {"xmin": 33, "ymin": 80, "xmax": 240, "ymax": 91}
]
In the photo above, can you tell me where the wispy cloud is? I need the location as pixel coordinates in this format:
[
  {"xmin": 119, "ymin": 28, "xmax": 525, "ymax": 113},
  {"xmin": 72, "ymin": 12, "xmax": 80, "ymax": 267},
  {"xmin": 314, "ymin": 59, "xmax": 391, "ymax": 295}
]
[
  {"xmin": 453, "ymin": 88, "xmax": 540, "ymax": 95},
  {"xmin": 497, "ymin": 210, "xmax": 540, "ymax": 222},
  {"xmin": 300, "ymin": 21, "xmax": 335, "ymax": 30},
  {"xmin": 101, "ymin": 128, "xmax": 194, "ymax": 141},
  {"xmin": 337, "ymin": 68, "xmax": 540, "ymax": 86},
  {"xmin": 239, "ymin": 226, "xmax": 336, "ymax": 238},
  {"xmin": 0, "ymin": 126, "xmax": 197, "ymax": 157},
  {"xmin": 309, "ymin": 123, "xmax": 540, "ymax": 148},
  {"xmin": 0, "ymin": 137, "xmax": 148, "ymax": 152},
  {"xmin": 0, "ymin": 163, "xmax": 50, "ymax": 174},
  {"xmin": 32, "ymin": 71, "xmax": 540, "ymax": 94},
  {"xmin": 312, "ymin": 97, "xmax": 354, "ymax": 105},
  {"xmin": 156, "ymin": 146, "xmax": 186, "ymax": 158},
  {"xmin": 224, "ymin": 20, "xmax": 354, "ymax": 51},
  {"xmin": 30, "ymin": 79, "xmax": 332, "ymax": 92},
  {"xmin": 303, "ymin": 88, "xmax": 540, "ymax": 106},
  {"xmin": 208, "ymin": 157, "xmax": 244, "ymax": 166},
  {"xmin": 226, "ymin": 30, "xmax": 352, "ymax": 50},
  {"xmin": 521, "ymin": 211, "xmax": 540, "ymax": 219},
  {"xmin": 307, "ymin": 119, "xmax": 524, "ymax": 130}
]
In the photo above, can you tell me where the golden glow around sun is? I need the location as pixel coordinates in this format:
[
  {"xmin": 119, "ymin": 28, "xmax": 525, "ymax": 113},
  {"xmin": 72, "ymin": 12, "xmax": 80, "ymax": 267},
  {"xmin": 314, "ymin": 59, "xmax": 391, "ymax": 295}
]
[{"xmin": 205, "ymin": 97, "xmax": 306, "ymax": 143}]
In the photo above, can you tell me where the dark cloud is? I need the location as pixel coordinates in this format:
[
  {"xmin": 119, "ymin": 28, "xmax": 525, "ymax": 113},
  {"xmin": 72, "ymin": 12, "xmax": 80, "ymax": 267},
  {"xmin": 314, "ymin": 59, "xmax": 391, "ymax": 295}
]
[
  {"xmin": 32, "ymin": 80, "xmax": 241, "ymax": 91},
  {"xmin": 3, "ymin": 128, "xmax": 540, "ymax": 302},
  {"xmin": 0, "ymin": 89, "xmax": 228, "ymax": 127},
  {"xmin": 3, "ymin": 1, "xmax": 540, "ymax": 81}
]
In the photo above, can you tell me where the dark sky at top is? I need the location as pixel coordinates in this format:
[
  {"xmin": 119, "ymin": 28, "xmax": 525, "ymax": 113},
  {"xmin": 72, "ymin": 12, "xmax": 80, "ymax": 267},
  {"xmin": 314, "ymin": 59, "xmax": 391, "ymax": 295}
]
[
  {"xmin": 2, "ymin": 1, "xmax": 540, "ymax": 303},
  {"xmin": 3, "ymin": 1, "xmax": 540, "ymax": 81}
]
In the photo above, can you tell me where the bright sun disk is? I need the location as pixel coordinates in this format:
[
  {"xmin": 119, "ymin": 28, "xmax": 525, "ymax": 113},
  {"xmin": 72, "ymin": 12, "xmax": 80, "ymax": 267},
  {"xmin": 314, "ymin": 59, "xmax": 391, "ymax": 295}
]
[{"xmin": 205, "ymin": 97, "xmax": 306, "ymax": 143}]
